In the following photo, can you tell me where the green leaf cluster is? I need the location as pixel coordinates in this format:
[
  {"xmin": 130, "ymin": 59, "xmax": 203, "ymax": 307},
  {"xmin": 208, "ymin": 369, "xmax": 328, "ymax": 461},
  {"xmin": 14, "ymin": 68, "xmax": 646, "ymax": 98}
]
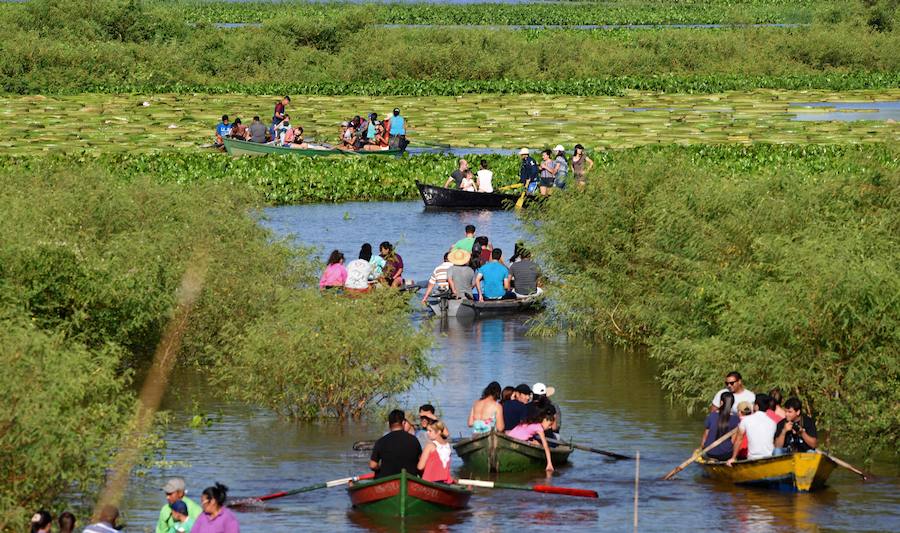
[{"xmin": 526, "ymin": 143, "xmax": 900, "ymax": 454}]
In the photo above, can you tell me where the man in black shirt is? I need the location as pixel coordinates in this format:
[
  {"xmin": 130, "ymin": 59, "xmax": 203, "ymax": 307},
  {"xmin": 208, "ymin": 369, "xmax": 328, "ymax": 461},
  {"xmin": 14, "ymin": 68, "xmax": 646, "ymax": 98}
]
[
  {"xmin": 444, "ymin": 159, "xmax": 469, "ymax": 189},
  {"xmin": 519, "ymin": 148, "xmax": 539, "ymax": 188},
  {"xmin": 369, "ymin": 409, "xmax": 422, "ymax": 478},
  {"xmin": 774, "ymin": 397, "xmax": 818, "ymax": 452},
  {"xmin": 502, "ymin": 383, "xmax": 532, "ymax": 430}
]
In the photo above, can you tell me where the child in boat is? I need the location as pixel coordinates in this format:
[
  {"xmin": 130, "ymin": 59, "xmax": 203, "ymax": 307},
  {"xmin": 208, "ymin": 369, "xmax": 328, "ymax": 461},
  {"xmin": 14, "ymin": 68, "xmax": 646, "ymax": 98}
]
[
  {"xmin": 505, "ymin": 409, "xmax": 555, "ymax": 472},
  {"xmin": 460, "ymin": 170, "xmax": 477, "ymax": 192},
  {"xmin": 417, "ymin": 420, "xmax": 453, "ymax": 483}
]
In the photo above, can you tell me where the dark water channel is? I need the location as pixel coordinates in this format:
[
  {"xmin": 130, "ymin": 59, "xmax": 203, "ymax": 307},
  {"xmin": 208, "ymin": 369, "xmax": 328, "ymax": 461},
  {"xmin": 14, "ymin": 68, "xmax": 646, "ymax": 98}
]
[{"xmin": 121, "ymin": 201, "xmax": 899, "ymax": 532}]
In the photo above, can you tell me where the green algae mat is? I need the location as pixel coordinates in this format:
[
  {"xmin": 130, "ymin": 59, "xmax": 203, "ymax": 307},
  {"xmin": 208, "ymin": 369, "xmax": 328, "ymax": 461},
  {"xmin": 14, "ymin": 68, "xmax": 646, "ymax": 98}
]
[{"xmin": 1, "ymin": 90, "xmax": 897, "ymax": 155}]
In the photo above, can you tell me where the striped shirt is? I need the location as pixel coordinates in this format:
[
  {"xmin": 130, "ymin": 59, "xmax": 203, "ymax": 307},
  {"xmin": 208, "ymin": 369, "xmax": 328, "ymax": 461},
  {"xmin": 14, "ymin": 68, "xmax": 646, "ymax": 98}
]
[{"xmin": 428, "ymin": 261, "xmax": 453, "ymax": 289}]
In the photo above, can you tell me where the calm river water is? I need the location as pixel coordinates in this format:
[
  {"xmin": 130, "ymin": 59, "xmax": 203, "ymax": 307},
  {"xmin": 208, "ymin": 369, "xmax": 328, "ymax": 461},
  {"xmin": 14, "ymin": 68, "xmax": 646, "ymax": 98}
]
[{"xmin": 121, "ymin": 201, "xmax": 899, "ymax": 532}]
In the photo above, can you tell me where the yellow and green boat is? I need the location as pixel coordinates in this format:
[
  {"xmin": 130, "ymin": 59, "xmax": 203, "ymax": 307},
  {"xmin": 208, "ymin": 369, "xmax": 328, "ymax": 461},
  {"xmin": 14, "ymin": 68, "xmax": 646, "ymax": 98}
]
[
  {"xmin": 696, "ymin": 452, "xmax": 838, "ymax": 492},
  {"xmin": 453, "ymin": 430, "xmax": 573, "ymax": 473},
  {"xmin": 347, "ymin": 469, "xmax": 472, "ymax": 517},
  {"xmin": 223, "ymin": 137, "xmax": 403, "ymax": 156}
]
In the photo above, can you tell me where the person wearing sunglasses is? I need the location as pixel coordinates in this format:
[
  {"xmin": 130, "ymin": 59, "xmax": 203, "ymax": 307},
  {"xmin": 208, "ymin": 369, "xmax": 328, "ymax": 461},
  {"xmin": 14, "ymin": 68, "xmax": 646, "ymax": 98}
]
[{"xmin": 711, "ymin": 371, "xmax": 756, "ymax": 415}]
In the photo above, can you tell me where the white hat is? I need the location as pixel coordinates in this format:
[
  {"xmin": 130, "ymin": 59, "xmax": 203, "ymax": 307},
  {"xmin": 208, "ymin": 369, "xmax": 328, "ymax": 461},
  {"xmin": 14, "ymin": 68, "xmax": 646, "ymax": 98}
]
[
  {"xmin": 553, "ymin": 144, "xmax": 565, "ymax": 152},
  {"xmin": 532, "ymin": 382, "xmax": 556, "ymax": 396},
  {"xmin": 162, "ymin": 477, "xmax": 186, "ymax": 493},
  {"xmin": 519, "ymin": 148, "xmax": 530, "ymax": 155}
]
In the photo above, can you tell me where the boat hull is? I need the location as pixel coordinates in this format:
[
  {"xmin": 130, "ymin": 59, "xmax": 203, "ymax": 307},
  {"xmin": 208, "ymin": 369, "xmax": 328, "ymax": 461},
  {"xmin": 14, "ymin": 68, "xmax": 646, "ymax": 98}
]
[
  {"xmin": 455, "ymin": 288, "xmax": 544, "ymax": 319},
  {"xmin": 697, "ymin": 452, "xmax": 837, "ymax": 492},
  {"xmin": 348, "ymin": 470, "xmax": 471, "ymax": 517},
  {"xmin": 223, "ymin": 138, "xmax": 403, "ymax": 157},
  {"xmin": 416, "ymin": 180, "xmax": 532, "ymax": 210},
  {"xmin": 453, "ymin": 430, "xmax": 572, "ymax": 473}
]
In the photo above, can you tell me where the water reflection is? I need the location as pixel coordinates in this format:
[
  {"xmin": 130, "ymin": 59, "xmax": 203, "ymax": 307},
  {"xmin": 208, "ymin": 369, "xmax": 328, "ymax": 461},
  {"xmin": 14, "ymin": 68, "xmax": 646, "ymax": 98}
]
[{"xmin": 790, "ymin": 101, "xmax": 900, "ymax": 122}]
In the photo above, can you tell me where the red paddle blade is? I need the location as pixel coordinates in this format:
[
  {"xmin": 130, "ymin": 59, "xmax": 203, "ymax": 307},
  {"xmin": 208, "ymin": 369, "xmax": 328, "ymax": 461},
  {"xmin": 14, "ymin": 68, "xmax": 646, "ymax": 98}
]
[{"xmin": 533, "ymin": 485, "xmax": 599, "ymax": 498}]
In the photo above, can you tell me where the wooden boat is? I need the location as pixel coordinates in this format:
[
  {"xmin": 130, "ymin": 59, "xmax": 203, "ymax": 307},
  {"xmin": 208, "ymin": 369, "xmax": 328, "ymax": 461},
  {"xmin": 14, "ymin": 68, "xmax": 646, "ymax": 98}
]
[
  {"xmin": 347, "ymin": 469, "xmax": 471, "ymax": 517},
  {"xmin": 453, "ymin": 430, "xmax": 573, "ymax": 473},
  {"xmin": 416, "ymin": 180, "xmax": 534, "ymax": 210},
  {"xmin": 696, "ymin": 452, "xmax": 837, "ymax": 492},
  {"xmin": 455, "ymin": 288, "xmax": 544, "ymax": 319},
  {"xmin": 223, "ymin": 137, "xmax": 403, "ymax": 157}
]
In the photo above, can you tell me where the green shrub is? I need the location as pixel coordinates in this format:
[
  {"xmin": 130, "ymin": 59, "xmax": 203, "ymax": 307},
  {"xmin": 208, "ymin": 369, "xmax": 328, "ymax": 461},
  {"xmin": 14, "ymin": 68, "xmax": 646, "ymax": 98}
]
[
  {"xmin": 526, "ymin": 143, "xmax": 900, "ymax": 454},
  {"xmin": 0, "ymin": 317, "xmax": 133, "ymax": 529},
  {"xmin": 215, "ymin": 289, "xmax": 435, "ymax": 419}
]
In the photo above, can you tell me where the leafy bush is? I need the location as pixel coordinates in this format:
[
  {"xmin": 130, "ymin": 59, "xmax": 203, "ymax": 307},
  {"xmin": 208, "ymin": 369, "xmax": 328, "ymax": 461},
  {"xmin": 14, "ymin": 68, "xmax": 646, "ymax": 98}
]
[
  {"xmin": 526, "ymin": 143, "xmax": 900, "ymax": 454},
  {"xmin": 216, "ymin": 289, "xmax": 435, "ymax": 419},
  {"xmin": 0, "ymin": 317, "xmax": 133, "ymax": 529}
]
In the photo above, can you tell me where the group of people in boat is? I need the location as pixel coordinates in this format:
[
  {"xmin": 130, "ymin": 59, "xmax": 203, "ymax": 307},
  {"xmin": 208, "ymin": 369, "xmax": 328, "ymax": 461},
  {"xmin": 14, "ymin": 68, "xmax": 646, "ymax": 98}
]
[
  {"xmin": 440, "ymin": 146, "xmax": 594, "ymax": 197},
  {"xmin": 29, "ymin": 478, "xmax": 239, "ymax": 533},
  {"xmin": 701, "ymin": 371, "xmax": 819, "ymax": 465},
  {"xmin": 319, "ymin": 242, "xmax": 405, "ymax": 291},
  {"xmin": 213, "ymin": 96, "xmax": 409, "ymax": 152},
  {"xmin": 369, "ymin": 381, "xmax": 560, "ymax": 482},
  {"xmin": 420, "ymin": 224, "xmax": 541, "ymax": 303}
]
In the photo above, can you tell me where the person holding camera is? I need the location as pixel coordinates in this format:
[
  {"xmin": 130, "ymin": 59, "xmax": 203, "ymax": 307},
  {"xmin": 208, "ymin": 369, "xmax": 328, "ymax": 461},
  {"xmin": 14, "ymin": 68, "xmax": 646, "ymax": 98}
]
[{"xmin": 774, "ymin": 397, "xmax": 818, "ymax": 454}]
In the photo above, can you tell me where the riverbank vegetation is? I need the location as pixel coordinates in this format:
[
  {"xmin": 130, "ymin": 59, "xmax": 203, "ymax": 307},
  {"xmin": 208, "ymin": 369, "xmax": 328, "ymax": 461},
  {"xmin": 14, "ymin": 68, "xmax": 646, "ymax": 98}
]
[
  {"xmin": 0, "ymin": 166, "xmax": 432, "ymax": 526},
  {"xmin": 1, "ymin": 1, "xmax": 898, "ymax": 95},
  {"xmin": 526, "ymin": 143, "xmax": 900, "ymax": 454}
]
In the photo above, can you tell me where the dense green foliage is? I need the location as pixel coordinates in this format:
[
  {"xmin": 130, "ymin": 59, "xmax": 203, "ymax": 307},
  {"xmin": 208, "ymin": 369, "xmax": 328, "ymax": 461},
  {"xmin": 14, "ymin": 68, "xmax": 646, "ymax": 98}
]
[
  {"xmin": 158, "ymin": 0, "xmax": 826, "ymax": 25},
  {"xmin": 217, "ymin": 290, "xmax": 434, "ymax": 419},
  {"xmin": 2, "ymin": 1, "xmax": 898, "ymax": 95},
  {"xmin": 0, "ymin": 164, "xmax": 433, "ymax": 525},
  {"xmin": 527, "ymin": 143, "xmax": 900, "ymax": 453}
]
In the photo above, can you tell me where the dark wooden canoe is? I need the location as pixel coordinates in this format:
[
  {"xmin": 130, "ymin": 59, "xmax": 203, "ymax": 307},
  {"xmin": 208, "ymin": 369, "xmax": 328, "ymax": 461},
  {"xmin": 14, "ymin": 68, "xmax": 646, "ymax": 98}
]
[
  {"xmin": 224, "ymin": 137, "xmax": 403, "ymax": 157},
  {"xmin": 453, "ymin": 430, "xmax": 573, "ymax": 473},
  {"xmin": 348, "ymin": 469, "xmax": 471, "ymax": 517},
  {"xmin": 455, "ymin": 288, "xmax": 544, "ymax": 319},
  {"xmin": 416, "ymin": 180, "xmax": 533, "ymax": 210}
]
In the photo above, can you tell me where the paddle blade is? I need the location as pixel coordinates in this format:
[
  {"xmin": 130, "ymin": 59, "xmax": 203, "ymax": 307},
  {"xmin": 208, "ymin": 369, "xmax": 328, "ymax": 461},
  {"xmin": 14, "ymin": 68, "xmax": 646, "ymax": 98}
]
[
  {"xmin": 533, "ymin": 485, "xmax": 599, "ymax": 498},
  {"xmin": 515, "ymin": 191, "xmax": 526, "ymax": 209}
]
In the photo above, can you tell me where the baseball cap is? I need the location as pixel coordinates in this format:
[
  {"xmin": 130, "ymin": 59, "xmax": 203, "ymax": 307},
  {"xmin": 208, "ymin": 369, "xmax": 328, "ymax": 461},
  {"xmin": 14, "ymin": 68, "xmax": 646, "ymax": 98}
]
[
  {"xmin": 162, "ymin": 477, "xmax": 186, "ymax": 494},
  {"xmin": 532, "ymin": 382, "xmax": 556, "ymax": 397},
  {"xmin": 515, "ymin": 383, "xmax": 532, "ymax": 395},
  {"xmin": 519, "ymin": 148, "xmax": 530, "ymax": 155},
  {"xmin": 170, "ymin": 500, "xmax": 189, "ymax": 515}
]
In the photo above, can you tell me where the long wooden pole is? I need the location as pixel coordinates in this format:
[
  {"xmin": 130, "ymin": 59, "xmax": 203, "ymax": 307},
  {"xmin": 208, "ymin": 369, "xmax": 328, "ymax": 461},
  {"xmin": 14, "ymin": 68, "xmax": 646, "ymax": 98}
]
[
  {"xmin": 633, "ymin": 450, "xmax": 640, "ymax": 532},
  {"xmin": 662, "ymin": 427, "xmax": 738, "ymax": 480},
  {"xmin": 823, "ymin": 452, "xmax": 872, "ymax": 480}
]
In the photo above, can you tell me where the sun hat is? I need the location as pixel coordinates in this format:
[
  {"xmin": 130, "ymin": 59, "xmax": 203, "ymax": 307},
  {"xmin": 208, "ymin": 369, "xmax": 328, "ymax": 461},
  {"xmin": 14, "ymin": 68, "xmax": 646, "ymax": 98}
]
[
  {"xmin": 170, "ymin": 500, "xmax": 189, "ymax": 515},
  {"xmin": 341, "ymin": 121, "xmax": 349, "ymax": 127},
  {"xmin": 162, "ymin": 477, "xmax": 186, "ymax": 494},
  {"xmin": 519, "ymin": 148, "xmax": 530, "ymax": 155},
  {"xmin": 448, "ymin": 248, "xmax": 471, "ymax": 266},
  {"xmin": 553, "ymin": 144, "xmax": 565, "ymax": 152},
  {"xmin": 532, "ymin": 382, "xmax": 556, "ymax": 397}
]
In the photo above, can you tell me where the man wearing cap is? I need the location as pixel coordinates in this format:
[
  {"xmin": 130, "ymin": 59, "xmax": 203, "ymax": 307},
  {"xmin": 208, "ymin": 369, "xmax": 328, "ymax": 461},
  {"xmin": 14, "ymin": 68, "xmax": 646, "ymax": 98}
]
[
  {"xmin": 502, "ymin": 384, "xmax": 532, "ymax": 429},
  {"xmin": 447, "ymin": 248, "xmax": 475, "ymax": 298},
  {"xmin": 388, "ymin": 108, "xmax": 407, "ymax": 151},
  {"xmin": 519, "ymin": 148, "xmax": 539, "ymax": 190},
  {"xmin": 421, "ymin": 252, "xmax": 454, "ymax": 304},
  {"xmin": 444, "ymin": 159, "xmax": 469, "ymax": 189},
  {"xmin": 156, "ymin": 477, "xmax": 202, "ymax": 533}
]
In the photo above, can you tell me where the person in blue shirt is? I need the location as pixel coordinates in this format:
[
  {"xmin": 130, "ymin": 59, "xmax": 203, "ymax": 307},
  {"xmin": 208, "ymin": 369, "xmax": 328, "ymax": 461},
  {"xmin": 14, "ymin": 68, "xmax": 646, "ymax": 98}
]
[
  {"xmin": 214, "ymin": 115, "xmax": 231, "ymax": 148},
  {"xmin": 476, "ymin": 248, "xmax": 513, "ymax": 301},
  {"xmin": 388, "ymin": 108, "xmax": 408, "ymax": 151}
]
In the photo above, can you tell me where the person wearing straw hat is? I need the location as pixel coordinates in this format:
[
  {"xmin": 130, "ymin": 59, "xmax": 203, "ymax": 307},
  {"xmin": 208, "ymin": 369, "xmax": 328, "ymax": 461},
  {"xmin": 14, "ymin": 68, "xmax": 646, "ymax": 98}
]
[
  {"xmin": 447, "ymin": 248, "xmax": 475, "ymax": 299},
  {"xmin": 518, "ymin": 148, "xmax": 539, "ymax": 192},
  {"xmin": 421, "ymin": 252, "xmax": 454, "ymax": 304}
]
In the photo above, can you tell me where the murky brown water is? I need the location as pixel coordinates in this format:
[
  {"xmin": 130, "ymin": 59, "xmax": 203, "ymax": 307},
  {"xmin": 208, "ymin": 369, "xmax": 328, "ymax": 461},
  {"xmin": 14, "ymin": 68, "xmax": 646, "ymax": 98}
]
[{"xmin": 120, "ymin": 202, "xmax": 899, "ymax": 532}]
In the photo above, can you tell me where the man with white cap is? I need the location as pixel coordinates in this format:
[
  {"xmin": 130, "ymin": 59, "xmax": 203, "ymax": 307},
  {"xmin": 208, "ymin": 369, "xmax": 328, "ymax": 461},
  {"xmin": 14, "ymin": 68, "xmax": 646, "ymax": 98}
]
[
  {"xmin": 156, "ymin": 477, "xmax": 202, "ymax": 533},
  {"xmin": 518, "ymin": 148, "xmax": 539, "ymax": 191},
  {"xmin": 553, "ymin": 145, "xmax": 569, "ymax": 190}
]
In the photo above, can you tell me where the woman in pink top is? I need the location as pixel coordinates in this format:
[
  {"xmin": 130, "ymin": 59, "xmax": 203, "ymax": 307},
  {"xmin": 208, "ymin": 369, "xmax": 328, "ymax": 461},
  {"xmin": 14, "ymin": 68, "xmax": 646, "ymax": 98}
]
[
  {"xmin": 506, "ymin": 410, "xmax": 555, "ymax": 472},
  {"xmin": 192, "ymin": 483, "xmax": 240, "ymax": 533},
  {"xmin": 417, "ymin": 420, "xmax": 454, "ymax": 483},
  {"xmin": 319, "ymin": 250, "xmax": 347, "ymax": 290}
]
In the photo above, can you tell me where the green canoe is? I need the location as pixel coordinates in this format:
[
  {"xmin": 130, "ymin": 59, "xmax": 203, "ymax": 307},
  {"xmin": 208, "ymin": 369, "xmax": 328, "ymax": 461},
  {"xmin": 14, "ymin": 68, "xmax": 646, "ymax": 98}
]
[
  {"xmin": 223, "ymin": 137, "xmax": 403, "ymax": 157},
  {"xmin": 453, "ymin": 430, "xmax": 573, "ymax": 473},
  {"xmin": 347, "ymin": 469, "xmax": 471, "ymax": 517}
]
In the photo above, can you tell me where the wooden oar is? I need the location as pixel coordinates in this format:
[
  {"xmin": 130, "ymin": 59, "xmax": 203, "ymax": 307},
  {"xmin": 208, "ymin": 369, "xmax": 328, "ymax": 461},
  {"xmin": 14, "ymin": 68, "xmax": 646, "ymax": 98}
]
[
  {"xmin": 457, "ymin": 478, "xmax": 598, "ymax": 498},
  {"xmin": 822, "ymin": 452, "xmax": 872, "ymax": 480},
  {"xmin": 497, "ymin": 183, "xmax": 523, "ymax": 191},
  {"xmin": 229, "ymin": 472, "xmax": 374, "ymax": 508},
  {"xmin": 353, "ymin": 437, "xmax": 461, "ymax": 451},
  {"xmin": 662, "ymin": 427, "xmax": 738, "ymax": 480},
  {"xmin": 515, "ymin": 190, "xmax": 527, "ymax": 209},
  {"xmin": 548, "ymin": 438, "xmax": 633, "ymax": 460}
]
